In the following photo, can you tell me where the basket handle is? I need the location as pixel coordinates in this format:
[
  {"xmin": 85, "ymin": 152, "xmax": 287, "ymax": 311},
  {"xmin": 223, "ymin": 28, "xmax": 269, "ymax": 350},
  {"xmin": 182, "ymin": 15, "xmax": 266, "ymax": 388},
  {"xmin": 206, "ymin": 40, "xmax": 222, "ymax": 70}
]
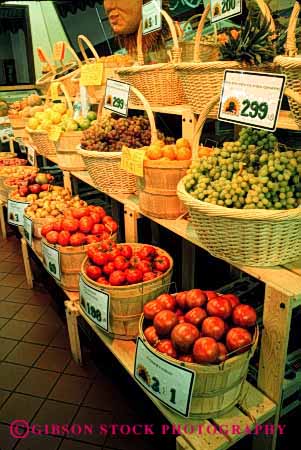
[
  {"xmin": 192, "ymin": 94, "xmax": 220, "ymax": 158},
  {"xmin": 285, "ymin": 87, "xmax": 301, "ymax": 105},
  {"xmin": 77, "ymin": 34, "xmax": 100, "ymax": 63},
  {"xmin": 193, "ymin": 4, "xmax": 211, "ymax": 62},
  {"xmin": 36, "ymin": 48, "xmax": 57, "ymax": 75},
  {"xmin": 62, "ymin": 42, "xmax": 82, "ymax": 67},
  {"xmin": 137, "ymin": 9, "xmax": 181, "ymax": 65},
  {"xmin": 284, "ymin": 1, "xmax": 300, "ymax": 56},
  {"xmin": 182, "ymin": 13, "xmax": 203, "ymax": 33},
  {"xmin": 130, "ymin": 86, "xmax": 158, "ymax": 143},
  {"xmin": 255, "ymin": 0, "xmax": 276, "ymax": 35}
]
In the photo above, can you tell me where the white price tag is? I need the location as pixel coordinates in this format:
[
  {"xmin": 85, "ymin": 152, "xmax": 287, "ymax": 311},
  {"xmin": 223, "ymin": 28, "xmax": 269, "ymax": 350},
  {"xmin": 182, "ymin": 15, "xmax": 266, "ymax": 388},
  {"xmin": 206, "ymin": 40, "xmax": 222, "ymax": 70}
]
[
  {"xmin": 42, "ymin": 241, "xmax": 61, "ymax": 282},
  {"xmin": 23, "ymin": 215, "xmax": 33, "ymax": 247},
  {"xmin": 0, "ymin": 122, "xmax": 14, "ymax": 143},
  {"xmin": 79, "ymin": 276, "xmax": 110, "ymax": 332},
  {"xmin": 210, "ymin": 0, "xmax": 242, "ymax": 23},
  {"xmin": 218, "ymin": 70, "xmax": 286, "ymax": 131},
  {"xmin": 7, "ymin": 200, "xmax": 30, "ymax": 226},
  {"xmin": 14, "ymin": 137, "xmax": 27, "ymax": 154},
  {"xmin": 142, "ymin": 0, "xmax": 162, "ymax": 35},
  {"xmin": 134, "ymin": 338, "xmax": 195, "ymax": 417},
  {"xmin": 27, "ymin": 145, "xmax": 36, "ymax": 166},
  {"xmin": 104, "ymin": 79, "xmax": 130, "ymax": 117}
]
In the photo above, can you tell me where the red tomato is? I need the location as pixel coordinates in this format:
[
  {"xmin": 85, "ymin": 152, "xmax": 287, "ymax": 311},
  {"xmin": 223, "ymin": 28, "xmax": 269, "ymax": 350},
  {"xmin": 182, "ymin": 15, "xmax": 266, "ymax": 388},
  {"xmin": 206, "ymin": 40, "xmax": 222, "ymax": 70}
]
[
  {"xmin": 79, "ymin": 216, "xmax": 94, "ymax": 234},
  {"xmin": 113, "ymin": 255, "xmax": 129, "ymax": 271},
  {"xmin": 69, "ymin": 232, "xmax": 86, "ymax": 246},
  {"xmin": 86, "ymin": 236, "xmax": 99, "ymax": 244},
  {"xmin": 217, "ymin": 343, "xmax": 228, "ymax": 362},
  {"xmin": 184, "ymin": 307, "xmax": 207, "ymax": 327},
  {"xmin": 93, "ymin": 206, "xmax": 106, "ymax": 220},
  {"xmin": 144, "ymin": 326, "xmax": 160, "ymax": 347},
  {"xmin": 103, "ymin": 262, "xmax": 115, "ymax": 276},
  {"xmin": 129, "ymin": 255, "xmax": 142, "ymax": 268},
  {"xmin": 175, "ymin": 291, "xmax": 187, "ymax": 310},
  {"xmin": 138, "ymin": 245, "xmax": 157, "ymax": 260},
  {"xmin": 91, "ymin": 251, "xmax": 108, "ymax": 266},
  {"xmin": 98, "ymin": 231, "xmax": 111, "ymax": 241},
  {"xmin": 46, "ymin": 231, "xmax": 59, "ymax": 245},
  {"xmin": 109, "ymin": 270, "xmax": 126, "ymax": 286},
  {"xmin": 91, "ymin": 223, "xmax": 105, "ymax": 236},
  {"xmin": 104, "ymin": 219, "xmax": 118, "ymax": 234},
  {"xmin": 72, "ymin": 207, "xmax": 89, "ymax": 219},
  {"xmin": 201, "ymin": 317, "xmax": 226, "ymax": 341},
  {"xmin": 207, "ymin": 297, "xmax": 232, "ymax": 320},
  {"xmin": 143, "ymin": 272, "xmax": 157, "ymax": 282},
  {"xmin": 57, "ymin": 230, "xmax": 71, "ymax": 247},
  {"xmin": 156, "ymin": 339, "xmax": 177, "ymax": 359},
  {"xmin": 102, "ymin": 215, "xmax": 114, "ymax": 224},
  {"xmin": 62, "ymin": 218, "xmax": 79, "ymax": 233},
  {"xmin": 178, "ymin": 354, "xmax": 194, "ymax": 363},
  {"xmin": 221, "ymin": 293, "xmax": 240, "ymax": 308},
  {"xmin": 226, "ymin": 327, "xmax": 252, "ymax": 353},
  {"xmin": 136, "ymin": 260, "xmax": 152, "ymax": 274},
  {"xmin": 126, "ymin": 268, "xmax": 143, "ymax": 284},
  {"xmin": 87, "ymin": 246, "xmax": 98, "ymax": 261},
  {"xmin": 193, "ymin": 337, "xmax": 219, "ymax": 363},
  {"xmin": 153, "ymin": 310, "xmax": 178, "ymax": 337},
  {"xmin": 119, "ymin": 244, "xmax": 133, "ymax": 259},
  {"xmin": 156, "ymin": 293, "xmax": 177, "ymax": 311},
  {"xmin": 53, "ymin": 219, "xmax": 63, "ymax": 232},
  {"xmin": 204, "ymin": 290, "xmax": 219, "ymax": 301},
  {"xmin": 96, "ymin": 276, "xmax": 110, "ymax": 285},
  {"xmin": 107, "ymin": 248, "xmax": 121, "ymax": 261},
  {"xmin": 143, "ymin": 300, "xmax": 164, "ymax": 320},
  {"xmin": 63, "ymin": 209, "xmax": 73, "ymax": 218},
  {"xmin": 171, "ymin": 323, "xmax": 199, "ymax": 353},
  {"xmin": 153, "ymin": 255, "xmax": 170, "ymax": 272},
  {"xmin": 86, "ymin": 265, "xmax": 102, "ymax": 281},
  {"xmin": 89, "ymin": 211, "xmax": 102, "ymax": 224},
  {"xmin": 153, "ymin": 270, "xmax": 163, "ymax": 278},
  {"xmin": 41, "ymin": 223, "xmax": 54, "ymax": 238},
  {"xmin": 186, "ymin": 289, "xmax": 207, "ymax": 309},
  {"xmin": 99, "ymin": 240, "xmax": 116, "ymax": 252},
  {"xmin": 232, "ymin": 304, "xmax": 257, "ymax": 328}
]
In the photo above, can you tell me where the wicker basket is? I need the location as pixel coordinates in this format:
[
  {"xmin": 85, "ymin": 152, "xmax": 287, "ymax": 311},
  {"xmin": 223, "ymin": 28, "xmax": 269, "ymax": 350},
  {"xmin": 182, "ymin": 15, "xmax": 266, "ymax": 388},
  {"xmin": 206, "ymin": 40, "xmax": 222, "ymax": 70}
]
[
  {"xmin": 50, "ymin": 42, "xmax": 82, "ymax": 98},
  {"xmin": 174, "ymin": 1, "xmax": 275, "ymax": 115},
  {"xmin": 116, "ymin": 9, "xmax": 186, "ymax": 107},
  {"xmin": 26, "ymin": 129, "xmax": 56, "ymax": 156},
  {"xmin": 177, "ymin": 94, "xmax": 301, "ymax": 267},
  {"xmin": 0, "ymin": 167, "xmax": 38, "ymax": 203},
  {"xmin": 36, "ymin": 49, "xmax": 57, "ymax": 95},
  {"xmin": 80, "ymin": 243, "xmax": 173, "ymax": 339},
  {"xmin": 274, "ymin": 1, "xmax": 301, "ymax": 128},
  {"xmin": 139, "ymin": 315, "xmax": 258, "ymax": 418}
]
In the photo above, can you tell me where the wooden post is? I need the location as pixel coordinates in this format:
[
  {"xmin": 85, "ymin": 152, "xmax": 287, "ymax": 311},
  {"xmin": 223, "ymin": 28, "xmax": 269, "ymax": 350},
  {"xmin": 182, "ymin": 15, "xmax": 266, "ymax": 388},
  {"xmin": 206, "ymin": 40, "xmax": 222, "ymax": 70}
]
[
  {"xmin": 182, "ymin": 108, "xmax": 196, "ymax": 147},
  {"xmin": 0, "ymin": 201, "xmax": 7, "ymax": 240},
  {"xmin": 21, "ymin": 237, "xmax": 33, "ymax": 289},
  {"xmin": 65, "ymin": 301, "xmax": 83, "ymax": 365},
  {"xmin": 63, "ymin": 171, "xmax": 72, "ymax": 193},
  {"xmin": 124, "ymin": 206, "xmax": 139, "ymax": 242}
]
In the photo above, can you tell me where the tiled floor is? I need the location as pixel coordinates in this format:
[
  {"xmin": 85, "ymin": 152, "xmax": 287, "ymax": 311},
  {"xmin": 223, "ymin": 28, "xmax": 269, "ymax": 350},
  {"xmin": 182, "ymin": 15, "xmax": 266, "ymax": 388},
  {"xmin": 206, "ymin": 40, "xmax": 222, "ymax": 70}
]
[{"xmin": 0, "ymin": 234, "xmax": 176, "ymax": 450}]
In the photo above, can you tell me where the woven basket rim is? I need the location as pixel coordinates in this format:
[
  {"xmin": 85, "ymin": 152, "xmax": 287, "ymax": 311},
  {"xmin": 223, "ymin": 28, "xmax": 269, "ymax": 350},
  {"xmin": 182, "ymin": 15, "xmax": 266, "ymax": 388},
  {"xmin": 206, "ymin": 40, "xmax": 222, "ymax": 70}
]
[
  {"xmin": 174, "ymin": 61, "xmax": 240, "ymax": 70},
  {"xmin": 26, "ymin": 128, "xmax": 48, "ymax": 136},
  {"xmin": 274, "ymin": 55, "xmax": 301, "ymax": 66},
  {"xmin": 77, "ymin": 145, "xmax": 122, "ymax": 159},
  {"xmin": 116, "ymin": 62, "xmax": 178, "ymax": 75},
  {"xmin": 36, "ymin": 72, "xmax": 53, "ymax": 85},
  {"xmin": 178, "ymin": 179, "xmax": 301, "ymax": 220},
  {"xmin": 41, "ymin": 234, "xmax": 117, "ymax": 252}
]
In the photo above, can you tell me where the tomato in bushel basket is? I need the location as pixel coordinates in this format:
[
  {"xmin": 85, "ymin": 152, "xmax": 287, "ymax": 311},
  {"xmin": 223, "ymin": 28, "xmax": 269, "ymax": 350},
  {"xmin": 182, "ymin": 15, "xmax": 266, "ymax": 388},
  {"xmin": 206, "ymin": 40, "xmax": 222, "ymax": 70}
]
[
  {"xmin": 142, "ymin": 288, "xmax": 257, "ymax": 365},
  {"xmin": 153, "ymin": 255, "xmax": 170, "ymax": 272}
]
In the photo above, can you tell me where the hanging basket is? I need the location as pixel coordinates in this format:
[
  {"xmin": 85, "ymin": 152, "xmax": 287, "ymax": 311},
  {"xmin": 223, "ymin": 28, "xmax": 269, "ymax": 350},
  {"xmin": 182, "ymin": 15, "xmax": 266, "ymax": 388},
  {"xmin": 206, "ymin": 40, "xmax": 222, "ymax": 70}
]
[
  {"xmin": 177, "ymin": 95, "xmax": 301, "ymax": 267},
  {"xmin": 116, "ymin": 9, "xmax": 186, "ymax": 107}
]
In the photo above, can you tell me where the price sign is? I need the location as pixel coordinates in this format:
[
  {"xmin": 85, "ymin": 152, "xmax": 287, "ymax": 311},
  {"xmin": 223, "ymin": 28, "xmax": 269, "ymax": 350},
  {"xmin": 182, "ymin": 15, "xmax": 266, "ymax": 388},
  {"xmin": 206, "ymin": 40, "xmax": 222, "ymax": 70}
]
[
  {"xmin": 104, "ymin": 79, "xmax": 130, "ymax": 117},
  {"xmin": 27, "ymin": 145, "xmax": 36, "ymax": 166},
  {"xmin": 134, "ymin": 338, "xmax": 195, "ymax": 417},
  {"xmin": 210, "ymin": 0, "xmax": 242, "ymax": 23},
  {"xmin": 142, "ymin": 0, "xmax": 162, "ymax": 35},
  {"xmin": 218, "ymin": 70, "xmax": 286, "ymax": 131},
  {"xmin": 0, "ymin": 122, "xmax": 14, "ymax": 143},
  {"xmin": 23, "ymin": 215, "xmax": 33, "ymax": 247},
  {"xmin": 7, "ymin": 200, "xmax": 30, "ymax": 227},
  {"xmin": 53, "ymin": 41, "xmax": 66, "ymax": 61},
  {"xmin": 80, "ymin": 62, "xmax": 104, "ymax": 86},
  {"xmin": 120, "ymin": 146, "xmax": 145, "ymax": 177},
  {"xmin": 79, "ymin": 276, "xmax": 109, "ymax": 332},
  {"xmin": 49, "ymin": 125, "xmax": 62, "ymax": 142},
  {"xmin": 42, "ymin": 241, "xmax": 61, "ymax": 282},
  {"xmin": 14, "ymin": 137, "xmax": 27, "ymax": 154}
]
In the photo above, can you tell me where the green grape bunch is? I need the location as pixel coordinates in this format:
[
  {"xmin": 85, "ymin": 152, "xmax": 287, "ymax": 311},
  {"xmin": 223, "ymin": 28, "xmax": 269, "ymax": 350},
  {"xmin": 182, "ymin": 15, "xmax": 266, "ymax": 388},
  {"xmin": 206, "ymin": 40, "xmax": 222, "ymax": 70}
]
[{"xmin": 184, "ymin": 128, "xmax": 301, "ymax": 210}]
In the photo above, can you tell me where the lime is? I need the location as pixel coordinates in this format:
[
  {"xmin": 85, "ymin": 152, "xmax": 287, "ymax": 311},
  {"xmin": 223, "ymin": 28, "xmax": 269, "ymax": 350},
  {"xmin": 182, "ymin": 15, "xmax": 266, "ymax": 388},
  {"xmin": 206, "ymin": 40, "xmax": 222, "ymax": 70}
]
[{"xmin": 87, "ymin": 111, "xmax": 97, "ymax": 121}]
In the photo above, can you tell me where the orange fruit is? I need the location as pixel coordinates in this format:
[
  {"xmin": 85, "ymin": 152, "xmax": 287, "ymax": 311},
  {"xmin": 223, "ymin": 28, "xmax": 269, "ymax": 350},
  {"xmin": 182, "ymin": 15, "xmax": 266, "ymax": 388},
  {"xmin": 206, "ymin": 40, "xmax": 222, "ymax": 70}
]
[
  {"xmin": 154, "ymin": 140, "xmax": 165, "ymax": 148},
  {"xmin": 146, "ymin": 145, "xmax": 163, "ymax": 160},
  {"xmin": 176, "ymin": 138, "xmax": 190, "ymax": 149},
  {"xmin": 175, "ymin": 146, "xmax": 192, "ymax": 161},
  {"xmin": 163, "ymin": 145, "xmax": 176, "ymax": 160}
]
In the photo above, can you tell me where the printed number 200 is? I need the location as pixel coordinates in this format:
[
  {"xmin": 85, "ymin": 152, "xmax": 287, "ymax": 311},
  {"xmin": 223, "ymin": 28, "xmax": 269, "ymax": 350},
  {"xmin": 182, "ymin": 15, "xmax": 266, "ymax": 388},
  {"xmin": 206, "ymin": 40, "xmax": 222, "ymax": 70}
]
[{"xmin": 222, "ymin": 0, "xmax": 236, "ymax": 13}]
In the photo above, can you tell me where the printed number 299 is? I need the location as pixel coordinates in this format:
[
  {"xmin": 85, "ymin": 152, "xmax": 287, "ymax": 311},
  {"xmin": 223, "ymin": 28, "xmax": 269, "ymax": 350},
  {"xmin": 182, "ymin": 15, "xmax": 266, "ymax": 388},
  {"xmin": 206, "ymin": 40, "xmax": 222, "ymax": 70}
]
[{"xmin": 113, "ymin": 97, "xmax": 124, "ymax": 110}]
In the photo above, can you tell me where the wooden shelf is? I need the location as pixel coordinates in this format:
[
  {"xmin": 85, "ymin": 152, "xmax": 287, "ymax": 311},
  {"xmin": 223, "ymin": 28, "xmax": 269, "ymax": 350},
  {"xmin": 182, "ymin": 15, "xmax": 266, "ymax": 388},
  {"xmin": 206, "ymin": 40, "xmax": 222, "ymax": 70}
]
[{"xmin": 66, "ymin": 300, "xmax": 275, "ymax": 450}]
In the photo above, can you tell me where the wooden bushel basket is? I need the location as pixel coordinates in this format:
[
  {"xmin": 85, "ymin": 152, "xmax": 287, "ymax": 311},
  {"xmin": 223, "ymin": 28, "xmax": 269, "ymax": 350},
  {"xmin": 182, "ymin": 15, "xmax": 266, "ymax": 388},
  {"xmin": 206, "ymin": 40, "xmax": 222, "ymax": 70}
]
[
  {"xmin": 80, "ymin": 244, "xmax": 173, "ymax": 339},
  {"xmin": 139, "ymin": 315, "xmax": 258, "ymax": 418}
]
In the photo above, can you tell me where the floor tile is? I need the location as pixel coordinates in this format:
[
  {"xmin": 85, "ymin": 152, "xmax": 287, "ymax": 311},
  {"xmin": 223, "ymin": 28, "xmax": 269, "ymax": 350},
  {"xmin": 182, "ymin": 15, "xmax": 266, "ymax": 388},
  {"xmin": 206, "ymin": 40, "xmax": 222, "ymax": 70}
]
[
  {"xmin": 60, "ymin": 440, "xmax": 101, "ymax": 450},
  {"xmin": 5, "ymin": 288, "xmax": 34, "ymax": 304},
  {"xmin": 0, "ymin": 362, "xmax": 29, "ymax": 390},
  {"xmin": 38, "ymin": 306, "xmax": 62, "ymax": 325},
  {"xmin": 0, "ymin": 286, "xmax": 15, "ymax": 300},
  {"xmin": 83, "ymin": 377, "xmax": 128, "ymax": 413},
  {"xmin": 0, "ymin": 317, "xmax": 8, "ymax": 328},
  {"xmin": 27, "ymin": 292, "xmax": 51, "ymax": 306},
  {"xmin": 4, "ymin": 254, "xmax": 23, "ymax": 263},
  {"xmin": 0, "ymin": 261, "xmax": 18, "ymax": 273},
  {"xmin": 0, "ymin": 422, "xmax": 18, "ymax": 449},
  {"xmin": 49, "ymin": 375, "xmax": 91, "ymax": 405},
  {"xmin": 16, "ymin": 368, "xmax": 60, "ymax": 398},
  {"xmin": 0, "ymin": 274, "xmax": 26, "ymax": 288},
  {"xmin": 0, "ymin": 389, "xmax": 10, "ymax": 408},
  {"xmin": 0, "ymin": 337, "xmax": 18, "ymax": 359},
  {"xmin": 15, "ymin": 434, "xmax": 62, "ymax": 450},
  {"xmin": 33, "ymin": 400, "xmax": 78, "ymax": 434},
  {"xmin": 23, "ymin": 323, "xmax": 60, "ymax": 345},
  {"xmin": 50, "ymin": 327, "xmax": 70, "ymax": 349},
  {"xmin": 0, "ymin": 301, "xmax": 23, "ymax": 318},
  {"xmin": 35, "ymin": 347, "xmax": 71, "ymax": 372},
  {"xmin": 13, "ymin": 304, "xmax": 47, "ymax": 323},
  {"xmin": 0, "ymin": 319, "xmax": 34, "ymax": 340},
  {"xmin": 0, "ymin": 271, "xmax": 8, "ymax": 280},
  {"xmin": 0, "ymin": 392, "xmax": 44, "ymax": 423},
  {"xmin": 71, "ymin": 407, "xmax": 113, "ymax": 446},
  {"xmin": 64, "ymin": 359, "xmax": 97, "ymax": 380},
  {"xmin": 18, "ymin": 280, "xmax": 32, "ymax": 290},
  {"xmin": 12, "ymin": 265, "xmax": 26, "ymax": 274},
  {"xmin": 5, "ymin": 342, "xmax": 46, "ymax": 366}
]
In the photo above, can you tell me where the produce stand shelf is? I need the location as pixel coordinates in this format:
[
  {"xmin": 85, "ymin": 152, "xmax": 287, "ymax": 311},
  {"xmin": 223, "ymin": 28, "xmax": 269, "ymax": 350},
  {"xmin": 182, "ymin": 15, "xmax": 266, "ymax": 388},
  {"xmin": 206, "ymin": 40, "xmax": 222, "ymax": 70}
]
[{"xmin": 65, "ymin": 299, "xmax": 276, "ymax": 450}]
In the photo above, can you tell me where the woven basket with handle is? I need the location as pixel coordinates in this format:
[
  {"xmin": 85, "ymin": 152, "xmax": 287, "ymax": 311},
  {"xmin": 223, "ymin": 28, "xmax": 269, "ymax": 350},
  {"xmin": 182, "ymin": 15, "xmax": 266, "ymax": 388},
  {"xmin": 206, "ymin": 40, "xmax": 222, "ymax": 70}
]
[
  {"xmin": 51, "ymin": 42, "xmax": 82, "ymax": 98},
  {"xmin": 36, "ymin": 48, "xmax": 57, "ymax": 95},
  {"xmin": 177, "ymin": 94, "xmax": 301, "ymax": 267},
  {"xmin": 274, "ymin": 1, "xmax": 301, "ymax": 128},
  {"xmin": 116, "ymin": 9, "xmax": 186, "ymax": 107},
  {"xmin": 174, "ymin": 0, "xmax": 276, "ymax": 115}
]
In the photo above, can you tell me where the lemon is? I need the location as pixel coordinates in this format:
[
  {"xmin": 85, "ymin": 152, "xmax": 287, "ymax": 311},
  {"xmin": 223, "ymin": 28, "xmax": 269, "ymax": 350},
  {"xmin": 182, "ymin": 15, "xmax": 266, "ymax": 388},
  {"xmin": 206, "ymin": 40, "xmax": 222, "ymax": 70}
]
[
  {"xmin": 28, "ymin": 117, "xmax": 39, "ymax": 130},
  {"xmin": 50, "ymin": 111, "xmax": 62, "ymax": 124},
  {"xmin": 52, "ymin": 103, "xmax": 67, "ymax": 115}
]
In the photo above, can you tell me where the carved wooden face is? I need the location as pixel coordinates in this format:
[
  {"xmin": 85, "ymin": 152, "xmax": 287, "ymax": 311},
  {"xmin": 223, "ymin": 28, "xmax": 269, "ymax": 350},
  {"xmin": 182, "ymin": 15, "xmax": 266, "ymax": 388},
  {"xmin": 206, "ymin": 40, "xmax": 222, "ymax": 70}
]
[{"xmin": 104, "ymin": 0, "xmax": 143, "ymax": 35}]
